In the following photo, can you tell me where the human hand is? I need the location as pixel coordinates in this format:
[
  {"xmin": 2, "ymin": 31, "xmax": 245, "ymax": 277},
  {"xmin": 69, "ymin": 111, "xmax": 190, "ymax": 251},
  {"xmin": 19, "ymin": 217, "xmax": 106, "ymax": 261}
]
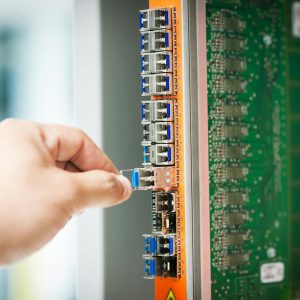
[{"xmin": 0, "ymin": 119, "xmax": 132, "ymax": 264}]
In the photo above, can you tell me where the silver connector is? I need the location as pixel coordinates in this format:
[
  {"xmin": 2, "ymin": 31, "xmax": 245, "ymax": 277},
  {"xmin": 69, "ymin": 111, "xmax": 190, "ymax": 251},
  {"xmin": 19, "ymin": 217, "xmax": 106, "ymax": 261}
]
[
  {"xmin": 143, "ymin": 122, "xmax": 174, "ymax": 144},
  {"xmin": 152, "ymin": 191, "xmax": 176, "ymax": 213},
  {"xmin": 121, "ymin": 167, "xmax": 177, "ymax": 191},
  {"xmin": 140, "ymin": 8, "xmax": 172, "ymax": 31},
  {"xmin": 141, "ymin": 30, "xmax": 172, "ymax": 53},
  {"xmin": 142, "ymin": 74, "xmax": 173, "ymax": 96},
  {"xmin": 143, "ymin": 144, "xmax": 175, "ymax": 166},
  {"xmin": 142, "ymin": 100, "xmax": 174, "ymax": 122},
  {"xmin": 141, "ymin": 51, "xmax": 172, "ymax": 74}
]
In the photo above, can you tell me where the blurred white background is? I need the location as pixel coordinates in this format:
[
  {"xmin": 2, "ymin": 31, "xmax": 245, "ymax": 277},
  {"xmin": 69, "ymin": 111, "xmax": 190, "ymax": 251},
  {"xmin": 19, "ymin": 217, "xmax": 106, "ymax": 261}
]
[{"xmin": 0, "ymin": 0, "xmax": 76, "ymax": 299}]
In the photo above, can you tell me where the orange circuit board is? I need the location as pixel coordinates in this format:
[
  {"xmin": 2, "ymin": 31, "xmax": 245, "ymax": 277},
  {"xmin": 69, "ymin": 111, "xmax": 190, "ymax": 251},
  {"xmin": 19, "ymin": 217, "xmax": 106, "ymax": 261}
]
[
  {"xmin": 148, "ymin": 1, "xmax": 187, "ymax": 300},
  {"xmin": 121, "ymin": 1, "xmax": 188, "ymax": 299}
]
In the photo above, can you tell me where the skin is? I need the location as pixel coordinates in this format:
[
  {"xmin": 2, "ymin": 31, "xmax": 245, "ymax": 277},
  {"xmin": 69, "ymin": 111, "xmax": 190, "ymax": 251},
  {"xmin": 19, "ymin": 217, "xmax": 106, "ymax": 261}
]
[{"xmin": 0, "ymin": 119, "xmax": 132, "ymax": 265}]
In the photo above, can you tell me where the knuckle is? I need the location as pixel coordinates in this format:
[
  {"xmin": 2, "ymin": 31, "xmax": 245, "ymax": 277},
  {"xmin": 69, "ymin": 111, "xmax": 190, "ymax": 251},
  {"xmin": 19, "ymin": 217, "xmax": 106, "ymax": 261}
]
[
  {"xmin": 58, "ymin": 175, "xmax": 82, "ymax": 213},
  {"xmin": 75, "ymin": 127, "xmax": 87, "ymax": 139},
  {"xmin": 1, "ymin": 118, "xmax": 18, "ymax": 127},
  {"xmin": 1, "ymin": 119, "xmax": 39, "ymax": 135},
  {"xmin": 64, "ymin": 175, "xmax": 82, "ymax": 200},
  {"xmin": 103, "ymin": 173, "xmax": 124, "ymax": 200}
]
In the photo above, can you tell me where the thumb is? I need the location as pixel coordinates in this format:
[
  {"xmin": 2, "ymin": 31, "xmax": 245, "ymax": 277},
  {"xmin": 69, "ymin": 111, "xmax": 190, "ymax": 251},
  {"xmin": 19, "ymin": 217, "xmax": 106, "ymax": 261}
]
[{"xmin": 63, "ymin": 170, "xmax": 132, "ymax": 213}]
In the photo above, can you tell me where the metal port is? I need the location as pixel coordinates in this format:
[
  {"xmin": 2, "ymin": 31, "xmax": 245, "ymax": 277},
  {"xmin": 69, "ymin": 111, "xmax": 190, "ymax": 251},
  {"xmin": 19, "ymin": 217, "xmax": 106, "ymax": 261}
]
[
  {"xmin": 131, "ymin": 168, "xmax": 155, "ymax": 189},
  {"xmin": 141, "ymin": 51, "xmax": 172, "ymax": 74},
  {"xmin": 141, "ymin": 101, "xmax": 151, "ymax": 122},
  {"xmin": 143, "ymin": 235, "xmax": 157, "ymax": 256},
  {"xmin": 143, "ymin": 144, "xmax": 151, "ymax": 165},
  {"xmin": 142, "ymin": 74, "xmax": 173, "ymax": 96},
  {"xmin": 144, "ymin": 257, "xmax": 156, "ymax": 279},
  {"xmin": 120, "ymin": 167, "xmax": 177, "ymax": 191},
  {"xmin": 152, "ymin": 212, "xmax": 162, "ymax": 232},
  {"xmin": 155, "ymin": 256, "xmax": 177, "ymax": 277},
  {"xmin": 152, "ymin": 192, "xmax": 176, "ymax": 213},
  {"xmin": 157, "ymin": 235, "xmax": 175, "ymax": 256},
  {"xmin": 142, "ymin": 123, "xmax": 151, "ymax": 142},
  {"xmin": 141, "ymin": 30, "xmax": 172, "ymax": 52},
  {"xmin": 153, "ymin": 212, "xmax": 176, "ymax": 234},
  {"xmin": 143, "ymin": 144, "xmax": 175, "ymax": 166},
  {"xmin": 143, "ymin": 256, "xmax": 177, "ymax": 279},
  {"xmin": 140, "ymin": 8, "xmax": 172, "ymax": 31},
  {"xmin": 142, "ymin": 100, "xmax": 174, "ymax": 122},
  {"xmin": 143, "ymin": 234, "xmax": 176, "ymax": 256},
  {"xmin": 143, "ymin": 122, "xmax": 174, "ymax": 143}
]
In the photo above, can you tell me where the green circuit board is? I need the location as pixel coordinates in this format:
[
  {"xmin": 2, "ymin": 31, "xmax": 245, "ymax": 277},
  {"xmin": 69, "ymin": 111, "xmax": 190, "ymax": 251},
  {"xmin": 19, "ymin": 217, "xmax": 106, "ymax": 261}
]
[
  {"xmin": 286, "ymin": 0, "xmax": 300, "ymax": 298},
  {"xmin": 206, "ymin": 0, "xmax": 291, "ymax": 299}
]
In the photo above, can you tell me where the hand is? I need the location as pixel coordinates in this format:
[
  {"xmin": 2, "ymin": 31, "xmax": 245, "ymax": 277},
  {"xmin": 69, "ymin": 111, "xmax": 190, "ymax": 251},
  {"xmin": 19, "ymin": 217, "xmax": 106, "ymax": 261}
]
[{"xmin": 0, "ymin": 119, "xmax": 132, "ymax": 264}]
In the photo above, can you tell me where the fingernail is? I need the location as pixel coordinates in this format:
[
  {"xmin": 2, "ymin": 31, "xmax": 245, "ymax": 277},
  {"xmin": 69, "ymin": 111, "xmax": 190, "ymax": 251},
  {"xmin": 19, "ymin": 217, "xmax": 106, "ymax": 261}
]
[{"xmin": 117, "ymin": 175, "xmax": 132, "ymax": 200}]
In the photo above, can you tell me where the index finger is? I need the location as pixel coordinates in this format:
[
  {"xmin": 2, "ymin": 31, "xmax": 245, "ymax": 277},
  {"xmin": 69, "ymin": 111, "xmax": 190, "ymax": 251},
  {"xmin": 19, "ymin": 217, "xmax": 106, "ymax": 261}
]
[{"xmin": 41, "ymin": 123, "xmax": 119, "ymax": 174}]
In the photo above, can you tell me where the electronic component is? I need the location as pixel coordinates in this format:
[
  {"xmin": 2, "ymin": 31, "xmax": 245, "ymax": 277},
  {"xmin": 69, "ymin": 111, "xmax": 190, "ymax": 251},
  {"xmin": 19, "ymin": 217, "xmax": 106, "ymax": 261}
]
[
  {"xmin": 212, "ymin": 124, "xmax": 248, "ymax": 140},
  {"xmin": 141, "ymin": 30, "xmax": 172, "ymax": 52},
  {"xmin": 214, "ymin": 188, "xmax": 248, "ymax": 206},
  {"xmin": 226, "ymin": 166, "xmax": 248, "ymax": 180},
  {"xmin": 144, "ymin": 235, "xmax": 157, "ymax": 256},
  {"xmin": 142, "ymin": 100, "xmax": 174, "ymax": 122},
  {"xmin": 224, "ymin": 104, "xmax": 247, "ymax": 117},
  {"xmin": 143, "ymin": 144, "xmax": 175, "ymax": 166},
  {"xmin": 226, "ymin": 232, "xmax": 247, "ymax": 246},
  {"xmin": 214, "ymin": 165, "xmax": 249, "ymax": 182},
  {"xmin": 214, "ymin": 211, "xmax": 248, "ymax": 228},
  {"xmin": 227, "ymin": 253, "xmax": 249, "ymax": 267},
  {"xmin": 211, "ymin": 34, "xmax": 246, "ymax": 52},
  {"xmin": 140, "ymin": 8, "xmax": 172, "ymax": 31},
  {"xmin": 227, "ymin": 212, "xmax": 247, "ymax": 226},
  {"xmin": 212, "ymin": 102, "xmax": 247, "ymax": 119},
  {"xmin": 214, "ymin": 231, "xmax": 248, "ymax": 248},
  {"xmin": 144, "ymin": 257, "xmax": 156, "ymax": 278},
  {"xmin": 121, "ymin": 167, "xmax": 177, "ymax": 190},
  {"xmin": 156, "ymin": 235, "xmax": 175, "ymax": 255},
  {"xmin": 224, "ymin": 125, "xmax": 248, "ymax": 138},
  {"xmin": 143, "ymin": 234, "xmax": 176, "ymax": 256},
  {"xmin": 152, "ymin": 212, "xmax": 162, "ymax": 232},
  {"xmin": 152, "ymin": 191, "xmax": 176, "ymax": 213},
  {"xmin": 142, "ymin": 74, "xmax": 173, "ymax": 96},
  {"xmin": 141, "ymin": 51, "xmax": 172, "ymax": 74},
  {"xmin": 215, "ymin": 145, "xmax": 245, "ymax": 160},
  {"xmin": 144, "ymin": 256, "xmax": 177, "ymax": 279},
  {"xmin": 153, "ymin": 212, "xmax": 176, "ymax": 234},
  {"xmin": 142, "ymin": 122, "xmax": 174, "ymax": 143},
  {"xmin": 215, "ymin": 252, "xmax": 250, "ymax": 269},
  {"xmin": 212, "ymin": 76, "xmax": 246, "ymax": 93},
  {"xmin": 211, "ymin": 55, "xmax": 246, "ymax": 73},
  {"xmin": 211, "ymin": 11, "xmax": 245, "ymax": 32}
]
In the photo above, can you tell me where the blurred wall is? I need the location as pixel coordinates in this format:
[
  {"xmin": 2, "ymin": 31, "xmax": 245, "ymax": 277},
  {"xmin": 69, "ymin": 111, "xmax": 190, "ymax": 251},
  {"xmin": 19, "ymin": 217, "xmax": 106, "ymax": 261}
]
[
  {"xmin": 0, "ymin": 1, "xmax": 75, "ymax": 300},
  {"xmin": 100, "ymin": 0, "xmax": 154, "ymax": 299}
]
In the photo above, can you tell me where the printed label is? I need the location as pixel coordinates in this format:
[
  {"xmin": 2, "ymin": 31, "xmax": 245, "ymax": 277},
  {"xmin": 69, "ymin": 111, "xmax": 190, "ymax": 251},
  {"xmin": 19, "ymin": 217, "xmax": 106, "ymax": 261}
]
[
  {"xmin": 293, "ymin": 2, "xmax": 300, "ymax": 37},
  {"xmin": 260, "ymin": 262, "xmax": 285, "ymax": 284}
]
